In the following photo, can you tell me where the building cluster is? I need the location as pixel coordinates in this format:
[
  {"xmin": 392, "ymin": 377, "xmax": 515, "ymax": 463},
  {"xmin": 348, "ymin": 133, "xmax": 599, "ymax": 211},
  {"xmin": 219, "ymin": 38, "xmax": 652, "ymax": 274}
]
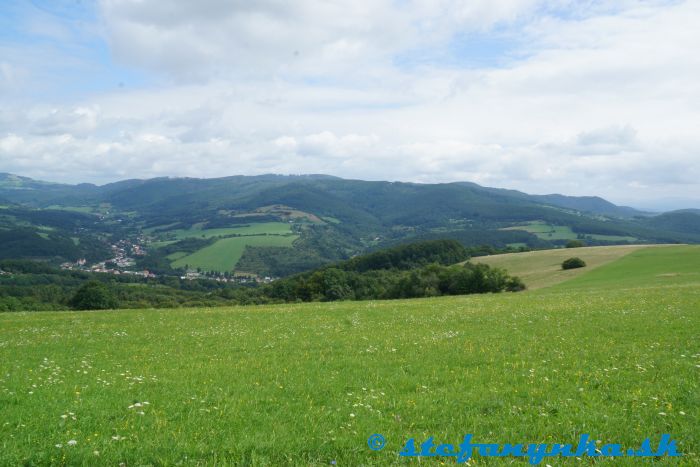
[
  {"xmin": 60, "ymin": 238, "xmax": 155, "ymax": 278},
  {"xmin": 179, "ymin": 271, "xmax": 275, "ymax": 283}
]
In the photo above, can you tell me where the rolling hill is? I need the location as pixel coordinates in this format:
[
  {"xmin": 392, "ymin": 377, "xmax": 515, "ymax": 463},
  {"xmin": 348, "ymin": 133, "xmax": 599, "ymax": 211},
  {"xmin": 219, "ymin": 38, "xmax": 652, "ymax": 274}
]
[
  {"xmin": 0, "ymin": 172, "xmax": 698, "ymax": 276},
  {"xmin": 1, "ymin": 244, "xmax": 697, "ymax": 465},
  {"xmin": 473, "ymin": 244, "xmax": 662, "ymax": 289}
]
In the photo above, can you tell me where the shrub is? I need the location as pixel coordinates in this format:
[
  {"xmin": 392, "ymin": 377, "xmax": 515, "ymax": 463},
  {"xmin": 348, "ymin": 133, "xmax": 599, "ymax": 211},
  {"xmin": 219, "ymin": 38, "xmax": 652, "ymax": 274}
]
[
  {"xmin": 562, "ymin": 257, "xmax": 586, "ymax": 270},
  {"xmin": 505, "ymin": 276, "xmax": 527, "ymax": 292},
  {"xmin": 566, "ymin": 240, "xmax": 585, "ymax": 248}
]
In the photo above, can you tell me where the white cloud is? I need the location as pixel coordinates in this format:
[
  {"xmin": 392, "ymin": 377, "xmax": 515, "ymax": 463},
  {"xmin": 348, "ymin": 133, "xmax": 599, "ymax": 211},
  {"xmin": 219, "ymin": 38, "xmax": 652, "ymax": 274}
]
[
  {"xmin": 100, "ymin": 0, "xmax": 545, "ymax": 82},
  {"xmin": 0, "ymin": 0, "xmax": 698, "ymax": 208}
]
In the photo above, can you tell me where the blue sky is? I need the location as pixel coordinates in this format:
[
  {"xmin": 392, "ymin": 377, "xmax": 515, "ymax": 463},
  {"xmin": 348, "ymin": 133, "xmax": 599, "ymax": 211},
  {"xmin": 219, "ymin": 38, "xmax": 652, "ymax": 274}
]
[
  {"xmin": 0, "ymin": 0, "xmax": 699, "ymax": 209},
  {"xmin": 1, "ymin": 0, "xmax": 151, "ymax": 101}
]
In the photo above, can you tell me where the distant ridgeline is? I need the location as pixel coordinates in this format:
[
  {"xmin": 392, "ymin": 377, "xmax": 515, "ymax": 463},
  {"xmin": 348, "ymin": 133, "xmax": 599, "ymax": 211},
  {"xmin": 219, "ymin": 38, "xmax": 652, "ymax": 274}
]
[
  {"xmin": 1, "ymin": 172, "xmax": 699, "ymax": 279},
  {"xmin": 0, "ymin": 240, "xmax": 524, "ymax": 311}
]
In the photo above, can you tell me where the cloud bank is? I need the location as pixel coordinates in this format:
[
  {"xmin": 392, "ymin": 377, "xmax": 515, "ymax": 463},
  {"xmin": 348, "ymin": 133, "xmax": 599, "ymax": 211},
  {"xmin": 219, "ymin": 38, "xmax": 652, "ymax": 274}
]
[{"xmin": 0, "ymin": 0, "xmax": 698, "ymax": 208}]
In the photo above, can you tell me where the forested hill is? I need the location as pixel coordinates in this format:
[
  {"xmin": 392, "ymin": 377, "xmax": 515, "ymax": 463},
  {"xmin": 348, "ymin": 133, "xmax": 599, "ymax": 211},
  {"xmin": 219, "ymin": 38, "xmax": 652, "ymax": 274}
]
[{"xmin": 0, "ymin": 172, "xmax": 698, "ymax": 277}]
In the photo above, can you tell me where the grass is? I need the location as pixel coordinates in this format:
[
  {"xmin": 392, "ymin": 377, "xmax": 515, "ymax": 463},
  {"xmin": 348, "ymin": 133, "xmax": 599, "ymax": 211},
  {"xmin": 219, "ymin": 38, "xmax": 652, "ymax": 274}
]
[
  {"xmin": 0, "ymin": 247, "xmax": 698, "ymax": 465},
  {"xmin": 171, "ymin": 234, "xmax": 298, "ymax": 272},
  {"xmin": 164, "ymin": 222, "xmax": 293, "ymax": 241},
  {"xmin": 501, "ymin": 221, "xmax": 578, "ymax": 240},
  {"xmin": 473, "ymin": 244, "xmax": 659, "ymax": 289},
  {"xmin": 165, "ymin": 251, "xmax": 188, "ymax": 261},
  {"xmin": 149, "ymin": 222, "xmax": 297, "ymax": 272},
  {"xmin": 501, "ymin": 221, "xmax": 636, "ymax": 242},
  {"xmin": 549, "ymin": 245, "xmax": 700, "ymax": 291},
  {"xmin": 45, "ymin": 205, "xmax": 97, "ymax": 214}
]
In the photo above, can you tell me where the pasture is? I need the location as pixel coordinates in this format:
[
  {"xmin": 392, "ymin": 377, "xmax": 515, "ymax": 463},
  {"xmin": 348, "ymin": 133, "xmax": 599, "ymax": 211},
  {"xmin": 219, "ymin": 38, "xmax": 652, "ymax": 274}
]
[
  {"xmin": 148, "ymin": 221, "xmax": 298, "ymax": 272},
  {"xmin": 473, "ymin": 244, "xmax": 654, "ymax": 289},
  {"xmin": 170, "ymin": 234, "xmax": 298, "ymax": 272},
  {"xmin": 501, "ymin": 221, "xmax": 637, "ymax": 242},
  {"xmin": 165, "ymin": 222, "xmax": 293, "ymax": 241},
  {"xmin": 0, "ymin": 246, "xmax": 698, "ymax": 465}
]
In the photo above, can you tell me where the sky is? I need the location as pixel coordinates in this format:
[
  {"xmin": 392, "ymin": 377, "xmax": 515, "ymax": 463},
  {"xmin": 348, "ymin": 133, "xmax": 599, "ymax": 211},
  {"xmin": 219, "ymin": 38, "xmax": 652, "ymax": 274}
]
[{"xmin": 0, "ymin": 0, "xmax": 699, "ymax": 210}]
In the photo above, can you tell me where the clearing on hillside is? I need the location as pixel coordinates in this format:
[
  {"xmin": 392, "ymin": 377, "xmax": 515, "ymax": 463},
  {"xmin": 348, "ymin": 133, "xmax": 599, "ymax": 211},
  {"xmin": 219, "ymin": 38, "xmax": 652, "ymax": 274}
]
[
  {"xmin": 501, "ymin": 220, "xmax": 637, "ymax": 242},
  {"xmin": 473, "ymin": 244, "xmax": 675, "ymax": 289},
  {"xmin": 170, "ymin": 234, "xmax": 298, "ymax": 272},
  {"xmin": 551, "ymin": 244, "xmax": 700, "ymax": 291}
]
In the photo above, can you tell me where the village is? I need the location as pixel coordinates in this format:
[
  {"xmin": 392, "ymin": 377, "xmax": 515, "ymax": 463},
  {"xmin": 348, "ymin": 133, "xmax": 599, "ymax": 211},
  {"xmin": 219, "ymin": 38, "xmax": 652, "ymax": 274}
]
[
  {"xmin": 60, "ymin": 237, "xmax": 276, "ymax": 284},
  {"xmin": 60, "ymin": 238, "xmax": 155, "ymax": 278}
]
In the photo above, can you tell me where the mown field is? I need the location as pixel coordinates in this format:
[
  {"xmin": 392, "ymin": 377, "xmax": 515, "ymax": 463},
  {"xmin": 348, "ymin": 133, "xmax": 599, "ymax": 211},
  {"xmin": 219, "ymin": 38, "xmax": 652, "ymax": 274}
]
[
  {"xmin": 149, "ymin": 222, "xmax": 298, "ymax": 273},
  {"xmin": 501, "ymin": 221, "xmax": 637, "ymax": 242},
  {"xmin": 474, "ymin": 244, "xmax": 657, "ymax": 289},
  {"xmin": 166, "ymin": 222, "xmax": 294, "ymax": 241},
  {"xmin": 170, "ymin": 234, "xmax": 298, "ymax": 273},
  {"xmin": 0, "ymin": 246, "xmax": 698, "ymax": 465}
]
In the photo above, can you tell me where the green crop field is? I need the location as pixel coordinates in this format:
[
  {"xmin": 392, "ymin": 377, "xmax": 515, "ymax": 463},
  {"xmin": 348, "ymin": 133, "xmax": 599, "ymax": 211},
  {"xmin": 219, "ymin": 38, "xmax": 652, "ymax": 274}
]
[
  {"xmin": 1, "ymin": 246, "xmax": 698, "ymax": 465},
  {"xmin": 171, "ymin": 234, "xmax": 298, "ymax": 272}
]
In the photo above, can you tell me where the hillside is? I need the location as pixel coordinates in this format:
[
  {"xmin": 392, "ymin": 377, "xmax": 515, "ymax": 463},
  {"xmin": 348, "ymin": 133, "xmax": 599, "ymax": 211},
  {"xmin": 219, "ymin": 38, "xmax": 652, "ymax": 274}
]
[
  {"xmin": 550, "ymin": 244, "xmax": 700, "ymax": 291},
  {"xmin": 0, "ymin": 173, "xmax": 698, "ymax": 277},
  {"xmin": 473, "ymin": 244, "xmax": 662, "ymax": 289},
  {"xmin": 1, "ymin": 246, "xmax": 698, "ymax": 465}
]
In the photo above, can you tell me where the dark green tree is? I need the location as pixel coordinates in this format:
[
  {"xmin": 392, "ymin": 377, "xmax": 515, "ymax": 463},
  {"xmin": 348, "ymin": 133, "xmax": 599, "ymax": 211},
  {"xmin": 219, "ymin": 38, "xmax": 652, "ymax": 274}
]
[
  {"xmin": 69, "ymin": 281, "xmax": 118, "ymax": 310},
  {"xmin": 562, "ymin": 257, "xmax": 586, "ymax": 270}
]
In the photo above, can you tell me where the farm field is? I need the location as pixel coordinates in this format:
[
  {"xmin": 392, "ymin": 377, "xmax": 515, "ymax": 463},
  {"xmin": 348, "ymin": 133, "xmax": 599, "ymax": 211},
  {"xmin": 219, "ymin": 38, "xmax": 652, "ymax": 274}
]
[
  {"xmin": 549, "ymin": 244, "xmax": 700, "ymax": 291},
  {"xmin": 154, "ymin": 222, "xmax": 293, "ymax": 241},
  {"xmin": 147, "ymin": 221, "xmax": 298, "ymax": 272},
  {"xmin": 0, "ymin": 246, "xmax": 698, "ymax": 465},
  {"xmin": 501, "ymin": 220, "xmax": 637, "ymax": 242},
  {"xmin": 170, "ymin": 233, "xmax": 298, "ymax": 272},
  {"xmin": 473, "ymin": 244, "xmax": 661, "ymax": 289}
]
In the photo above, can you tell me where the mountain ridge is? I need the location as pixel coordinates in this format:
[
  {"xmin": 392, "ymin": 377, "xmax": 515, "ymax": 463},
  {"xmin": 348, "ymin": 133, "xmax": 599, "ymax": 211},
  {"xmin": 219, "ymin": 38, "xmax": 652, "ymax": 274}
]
[{"xmin": 0, "ymin": 172, "xmax": 697, "ymax": 276}]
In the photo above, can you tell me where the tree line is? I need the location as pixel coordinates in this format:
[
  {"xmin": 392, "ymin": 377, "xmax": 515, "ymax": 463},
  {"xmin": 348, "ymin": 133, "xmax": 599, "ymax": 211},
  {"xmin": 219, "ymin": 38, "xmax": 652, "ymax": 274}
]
[{"xmin": 1, "ymin": 240, "xmax": 526, "ymax": 311}]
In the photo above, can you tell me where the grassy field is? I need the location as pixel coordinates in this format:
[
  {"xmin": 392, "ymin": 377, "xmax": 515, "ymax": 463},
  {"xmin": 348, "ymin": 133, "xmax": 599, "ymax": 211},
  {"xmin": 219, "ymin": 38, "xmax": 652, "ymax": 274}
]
[
  {"xmin": 549, "ymin": 245, "xmax": 700, "ymax": 291},
  {"xmin": 149, "ymin": 222, "xmax": 297, "ymax": 272},
  {"xmin": 474, "ymin": 244, "xmax": 659, "ymax": 289},
  {"xmin": 501, "ymin": 221, "xmax": 637, "ymax": 242},
  {"xmin": 163, "ymin": 222, "xmax": 293, "ymax": 241},
  {"xmin": 0, "ymin": 246, "xmax": 698, "ymax": 465},
  {"xmin": 45, "ymin": 205, "xmax": 97, "ymax": 214},
  {"xmin": 171, "ymin": 234, "xmax": 298, "ymax": 272}
]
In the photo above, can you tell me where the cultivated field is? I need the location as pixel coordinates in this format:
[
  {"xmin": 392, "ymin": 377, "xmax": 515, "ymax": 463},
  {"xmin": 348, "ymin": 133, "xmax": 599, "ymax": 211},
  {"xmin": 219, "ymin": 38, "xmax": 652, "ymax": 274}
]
[
  {"xmin": 501, "ymin": 221, "xmax": 637, "ymax": 242},
  {"xmin": 0, "ymin": 246, "xmax": 698, "ymax": 465},
  {"xmin": 170, "ymin": 234, "xmax": 298, "ymax": 273},
  {"xmin": 474, "ymin": 244, "xmax": 666, "ymax": 289},
  {"xmin": 166, "ymin": 222, "xmax": 294, "ymax": 241},
  {"xmin": 147, "ymin": 221, "xmax": 298, "ymax": 272}
]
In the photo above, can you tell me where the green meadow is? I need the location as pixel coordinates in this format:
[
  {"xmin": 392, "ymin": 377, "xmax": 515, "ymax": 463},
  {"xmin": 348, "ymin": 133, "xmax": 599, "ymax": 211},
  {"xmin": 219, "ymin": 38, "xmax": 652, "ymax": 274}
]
[
  {"xmin": 166, "ymin": 222, "xmax": 294, "ymax": 241},
  {"xmin": 474, "ymin": 244, "xmax": 653, "ymax": 289},
  {"xmin": 501, "ymin": 221, "xmax": 637, "ymax": 242},
  {"xmin": 171, "ymin": 234, "xmax": 298, "ymax": 272},
  {"xmin": 0, "ymin": 246, "xmax": 698, "ymax": 465},
  {"xmin": 150, "ymin": 222, "xmax": 298, "ymax": 272}
]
